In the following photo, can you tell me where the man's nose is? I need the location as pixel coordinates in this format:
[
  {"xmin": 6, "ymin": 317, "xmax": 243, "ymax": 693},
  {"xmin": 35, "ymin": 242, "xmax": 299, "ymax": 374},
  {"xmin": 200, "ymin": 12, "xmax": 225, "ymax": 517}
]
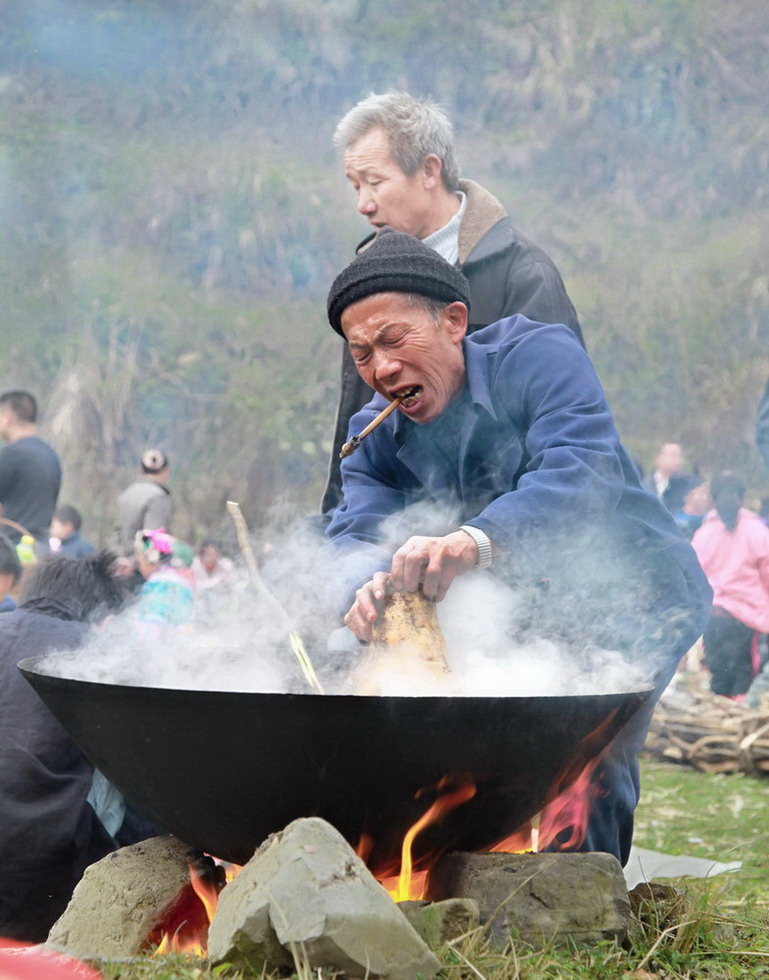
[
  {"xmin": 372, "ymin": 349, "xmax": 401, "ymax": 382},
  {"xmin": 357, "ymin": 187, "xmax": 376, "ymax": 215}
]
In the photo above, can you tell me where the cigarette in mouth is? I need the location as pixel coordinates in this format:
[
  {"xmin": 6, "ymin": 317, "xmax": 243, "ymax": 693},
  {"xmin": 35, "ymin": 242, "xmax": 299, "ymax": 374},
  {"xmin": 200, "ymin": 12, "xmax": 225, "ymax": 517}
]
[{"xmin": 339, "ymin": 388, "xmax": 417, "ymax": 459}]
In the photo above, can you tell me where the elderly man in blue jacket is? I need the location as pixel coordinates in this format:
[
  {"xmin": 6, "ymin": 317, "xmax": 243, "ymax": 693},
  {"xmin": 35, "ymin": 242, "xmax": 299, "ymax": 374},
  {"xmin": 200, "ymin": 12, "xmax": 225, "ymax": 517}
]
[{"xmin": 324, "ymin": 229, "xmax": 711, "ymax": 866}]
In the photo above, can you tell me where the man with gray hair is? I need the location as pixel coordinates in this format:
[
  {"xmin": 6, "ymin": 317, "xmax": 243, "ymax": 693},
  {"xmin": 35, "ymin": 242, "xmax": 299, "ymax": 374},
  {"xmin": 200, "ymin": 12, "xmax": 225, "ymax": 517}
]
[{"xmin": 322, "ymin": 90, "xmax": 583, "ymax": 513}]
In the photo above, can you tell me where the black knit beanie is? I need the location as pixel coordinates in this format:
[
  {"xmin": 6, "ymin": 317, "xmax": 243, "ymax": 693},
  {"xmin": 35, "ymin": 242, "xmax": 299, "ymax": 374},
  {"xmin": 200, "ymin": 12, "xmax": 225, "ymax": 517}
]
[{"xmin": 327, "ymin": 228, "xmax": 471, "ymax": 336}]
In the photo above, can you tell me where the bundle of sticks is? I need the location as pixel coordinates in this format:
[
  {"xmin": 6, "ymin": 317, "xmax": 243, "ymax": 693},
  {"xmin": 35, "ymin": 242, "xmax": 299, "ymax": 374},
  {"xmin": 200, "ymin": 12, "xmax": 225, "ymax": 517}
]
[{"xmin": 644, "ymin": 685, "xmax": 769, "ymax": 776}]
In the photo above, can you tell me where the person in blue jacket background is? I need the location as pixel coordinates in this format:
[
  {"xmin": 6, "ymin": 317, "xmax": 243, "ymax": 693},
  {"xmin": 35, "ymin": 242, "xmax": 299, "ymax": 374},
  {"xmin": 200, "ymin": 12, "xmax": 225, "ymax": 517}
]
[{"xmin": 324, "ymin": 228, "xmax": 711, "ymax": 866}]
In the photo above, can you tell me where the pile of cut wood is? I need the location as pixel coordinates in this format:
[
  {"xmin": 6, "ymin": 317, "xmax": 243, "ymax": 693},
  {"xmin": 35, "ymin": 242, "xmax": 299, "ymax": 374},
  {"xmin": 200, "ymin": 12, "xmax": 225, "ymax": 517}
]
[{"xmin": 645, "ymin": 682, "xmax": 769, "ymax": 776}]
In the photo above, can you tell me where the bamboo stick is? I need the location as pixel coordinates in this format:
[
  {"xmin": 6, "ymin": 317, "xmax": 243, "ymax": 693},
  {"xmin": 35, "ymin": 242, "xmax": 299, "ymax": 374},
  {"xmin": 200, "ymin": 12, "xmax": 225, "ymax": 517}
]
[{"xmin": 226, "ymin": 501, "xmax": 323, "ymax": 695}]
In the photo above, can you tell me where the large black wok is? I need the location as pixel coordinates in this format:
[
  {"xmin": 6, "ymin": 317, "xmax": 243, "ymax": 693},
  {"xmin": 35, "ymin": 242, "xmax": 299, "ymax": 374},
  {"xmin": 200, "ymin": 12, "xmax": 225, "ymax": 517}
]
[{"xmin": 19, "ymin": 655, "xmax": 650, "ymax": 870}]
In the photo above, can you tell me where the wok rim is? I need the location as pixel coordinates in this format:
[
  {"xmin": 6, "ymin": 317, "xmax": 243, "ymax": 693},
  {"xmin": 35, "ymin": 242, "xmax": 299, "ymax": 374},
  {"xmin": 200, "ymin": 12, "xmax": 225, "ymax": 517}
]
[{"xmin": 17, "ymin": 653, "xmax": 655, "ymax": 704}]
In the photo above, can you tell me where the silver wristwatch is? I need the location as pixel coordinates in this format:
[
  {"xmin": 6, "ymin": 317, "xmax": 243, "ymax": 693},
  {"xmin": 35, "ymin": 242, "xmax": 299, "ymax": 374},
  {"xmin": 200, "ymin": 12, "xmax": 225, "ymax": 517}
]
[{"xmin": 459, "ymin": 524, "xmax": 493, "ymax": 569}]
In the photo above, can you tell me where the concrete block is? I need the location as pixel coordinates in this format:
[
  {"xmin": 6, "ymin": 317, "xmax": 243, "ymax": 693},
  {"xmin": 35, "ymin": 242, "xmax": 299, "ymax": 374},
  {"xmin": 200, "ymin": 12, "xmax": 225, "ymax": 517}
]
[
  {"xmin": 47, "ymin": 836, "xmax": 197, "ymax": 958},
  {"xmin": 428, "ymin": 851, "xmax": 631, "ymax": 949},
  {"xmin": 399, "ymin": 898, "xmax": 480, "ymax": 947},
  {"xmin": 208, "ymin": 817, "xmax": 440, "ymax": 979}
]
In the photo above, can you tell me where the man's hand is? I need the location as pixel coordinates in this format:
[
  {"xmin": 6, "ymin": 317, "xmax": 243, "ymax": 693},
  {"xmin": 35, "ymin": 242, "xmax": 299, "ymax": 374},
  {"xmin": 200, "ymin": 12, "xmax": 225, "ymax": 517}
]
[
  {"xmin": 344, "ymin": 570, "xmax": 391, "ymax": 642},
  {"xmin": 390, "ymin": 531, "xmax": 479, "ymax": 599},
  {"xmin": 343, "ymin": 531, "xmax": 482, "ymax": 641}
]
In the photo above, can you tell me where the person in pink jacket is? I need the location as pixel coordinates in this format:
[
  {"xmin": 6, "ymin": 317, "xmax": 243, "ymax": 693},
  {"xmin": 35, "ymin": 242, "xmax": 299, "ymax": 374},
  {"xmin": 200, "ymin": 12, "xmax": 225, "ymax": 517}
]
[{"xmin": 691, "ymin": 471, "xmax": 769, "ymax": 697}]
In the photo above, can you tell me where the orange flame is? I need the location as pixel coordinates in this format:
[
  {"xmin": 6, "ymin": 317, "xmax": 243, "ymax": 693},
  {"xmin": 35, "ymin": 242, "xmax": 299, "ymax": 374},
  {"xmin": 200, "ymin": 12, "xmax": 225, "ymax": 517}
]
[
  {"xmin": 150, "ymin": 859, "xmax": 230, "ymax": 957},
  {"xmin": 222, "ymin": 861, "xmax": 242, "ymax": 884},
  {"xmin": 151, "ymin": 711, "xmax": 618, "ymax": 936},
  {"xmin": 370, "ymin": 775, "xmax": 477, "ymax": 902},
  {"xmin": 366, "ymin": 747, "xmax": 608, "ymax": 900},
  {"xmin": 354, "ymin": 832, "xmax": 375, "ymax": 864},
  {"xmin": 488, "ymin": 708, "xmax": 621, "ymax": 855},
  {"xmin": 190, "ymin": 865, "xmax": 220, "ymax": 923},
  {"xmin": 491, "ymin": 756, "xmax": 602, "ymax": 854}
]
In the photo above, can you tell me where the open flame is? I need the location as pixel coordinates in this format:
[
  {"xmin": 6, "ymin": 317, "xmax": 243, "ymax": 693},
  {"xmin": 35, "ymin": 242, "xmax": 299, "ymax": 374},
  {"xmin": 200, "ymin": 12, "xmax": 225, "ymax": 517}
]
[
  {"xmin": 148, "ymin": 723, "xmax": 612, "ymax": 949},
  {"xmin": 361, "ymin": 753, "xmax": 606, "ymax": 902},
  {"xmin": 150, "ymin": 859, "xmax": 235, "ymax": 957},
  {"xmin": 377, "ymin": 775, "xmax": 477, "ymax": 901},
  {"xmin": 491, "ymin": 756, "xmax": 602, "ymax": 854}
]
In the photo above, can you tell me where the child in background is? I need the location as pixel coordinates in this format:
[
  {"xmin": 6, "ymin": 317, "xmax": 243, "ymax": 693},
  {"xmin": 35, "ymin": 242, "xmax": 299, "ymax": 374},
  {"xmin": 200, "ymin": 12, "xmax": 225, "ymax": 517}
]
[
  {"xmin": 665, "ymin": 475, "xmax": 711, "ymax": 540},
  {"xmin": 691, "ymin": 472, "xmax": 769, "ymax": 699},
  {"xmin": 192, "ymin": 539, "xmax": 236, "ymax": 593},
  {"xmin": 49, "ymin": 505, "xmax": 95, "ymax": 558},
  {"xmin": 134, "ymin": 528, "xmax": 195, "ymax": 629}
]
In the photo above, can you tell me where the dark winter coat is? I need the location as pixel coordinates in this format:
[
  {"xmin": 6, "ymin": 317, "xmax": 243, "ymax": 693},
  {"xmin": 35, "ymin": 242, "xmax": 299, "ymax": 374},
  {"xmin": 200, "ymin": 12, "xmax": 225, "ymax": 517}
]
[
  {"xmin": 0, "ymin": 600, "xmax": 114, "ymax": 941},
  {"xmin": 320, "ymin": 179, "xmax": 583, "ymax": 513}
]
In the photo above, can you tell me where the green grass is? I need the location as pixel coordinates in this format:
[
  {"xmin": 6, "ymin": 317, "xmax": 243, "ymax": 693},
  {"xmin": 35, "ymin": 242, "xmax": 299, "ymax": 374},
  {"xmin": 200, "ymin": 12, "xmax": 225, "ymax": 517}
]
[
  {"xmin": 94, "ymin": 757, "xmax": 769, "ymax": 979},
  {"xmin": 634, "ymin": 758, "xmax": 769, "ymax": 904}
]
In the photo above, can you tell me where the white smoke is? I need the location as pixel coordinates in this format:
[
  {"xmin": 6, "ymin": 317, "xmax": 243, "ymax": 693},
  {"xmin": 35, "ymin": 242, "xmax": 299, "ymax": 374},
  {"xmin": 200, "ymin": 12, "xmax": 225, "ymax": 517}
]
[{"xmin": 34, "ymin": 521, "xmax": 652, "ymax": 698}]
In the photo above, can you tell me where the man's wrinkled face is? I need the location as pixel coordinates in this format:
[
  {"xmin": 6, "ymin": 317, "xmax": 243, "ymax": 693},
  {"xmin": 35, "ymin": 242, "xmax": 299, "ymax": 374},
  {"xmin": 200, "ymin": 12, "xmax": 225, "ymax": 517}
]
[
  {"xmin": 343, "ymin": 127, "xmax": 436, "ymax": 239},
  {"xmin": 341, "ymin": 293, "xmax": 467, "ymax": 425}
]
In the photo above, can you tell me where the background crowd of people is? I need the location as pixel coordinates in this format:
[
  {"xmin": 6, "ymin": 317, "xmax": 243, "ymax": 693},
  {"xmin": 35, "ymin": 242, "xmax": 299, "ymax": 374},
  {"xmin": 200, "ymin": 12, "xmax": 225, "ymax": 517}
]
[
  {"xmin": 638, "ymin": 440, "xmax": 769, "ymax": 704},
  {"xmin": 0, "ymin": 390, "xmax": 242, "ymax": 620}
]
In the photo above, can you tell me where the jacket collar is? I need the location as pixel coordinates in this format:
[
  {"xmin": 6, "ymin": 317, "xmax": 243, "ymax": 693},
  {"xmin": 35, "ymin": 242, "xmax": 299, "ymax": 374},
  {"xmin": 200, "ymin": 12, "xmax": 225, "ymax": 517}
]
[
  {"xmin": 386, "ymin": 338, "xmax": 514, "ymax": 514},
  {"xmin": 389, "ymin": 337, "xmax": 499, "ymax": 450},
  {"xmin": 19, "ymin": 596, "xmax": 82, "ymax": 621},
  {"xmin": 457, "ymin": 179, "xmax": 513, "ymax": 266},
  {"xmin": 137, "ymin": 476, "xmax": 171, "ymax": 495}
]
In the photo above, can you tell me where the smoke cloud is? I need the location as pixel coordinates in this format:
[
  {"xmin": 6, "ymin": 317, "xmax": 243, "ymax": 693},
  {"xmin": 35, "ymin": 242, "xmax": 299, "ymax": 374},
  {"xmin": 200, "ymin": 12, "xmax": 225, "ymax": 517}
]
[{"xmin": 33, "ymin": 516, "xmax": 655, "ymax": 699}]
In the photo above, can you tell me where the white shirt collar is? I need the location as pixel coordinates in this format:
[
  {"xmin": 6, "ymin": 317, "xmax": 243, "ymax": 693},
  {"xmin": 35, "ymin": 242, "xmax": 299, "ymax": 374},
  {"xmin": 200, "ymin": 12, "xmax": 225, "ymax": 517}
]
[{"xmin": 421, "ymin": 192, "xmax": 467, "ymax": 265}]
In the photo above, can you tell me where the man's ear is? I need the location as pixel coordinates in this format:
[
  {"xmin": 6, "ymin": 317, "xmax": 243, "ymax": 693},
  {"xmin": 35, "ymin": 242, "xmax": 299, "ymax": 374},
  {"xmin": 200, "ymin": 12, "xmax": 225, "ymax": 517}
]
[
  {"xmin": 422, "ymin": 154, "xmax": 443, "ymax": 189},
  {"xmin": 444, "ymin": 301, "xmax": 468, "ymax": 342}
]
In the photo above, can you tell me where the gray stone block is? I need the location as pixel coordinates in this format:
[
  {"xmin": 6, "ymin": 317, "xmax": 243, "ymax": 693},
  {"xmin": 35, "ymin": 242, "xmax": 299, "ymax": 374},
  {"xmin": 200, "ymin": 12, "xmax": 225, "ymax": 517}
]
[
  {"xmin": 428, "ymin": 851, "xmax": 631, "ymax": 949},
  {"xmin": 208, "ymin": 816, "xmax": 440, "ymax": 979},
  {"xmin": 47, "ymin": 836, "xmax": 196, "ymax": 958},
  {"xmin": 399, "ymin": 898, "xmax": 480, "ymax": 947}
]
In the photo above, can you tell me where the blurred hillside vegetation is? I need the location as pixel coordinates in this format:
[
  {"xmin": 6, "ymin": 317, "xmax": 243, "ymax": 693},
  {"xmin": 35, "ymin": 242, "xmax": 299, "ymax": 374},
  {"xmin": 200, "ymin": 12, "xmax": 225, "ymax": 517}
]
[{"xmin": 1, "ymin": 0, "xmax": 768, "ymax": 545}]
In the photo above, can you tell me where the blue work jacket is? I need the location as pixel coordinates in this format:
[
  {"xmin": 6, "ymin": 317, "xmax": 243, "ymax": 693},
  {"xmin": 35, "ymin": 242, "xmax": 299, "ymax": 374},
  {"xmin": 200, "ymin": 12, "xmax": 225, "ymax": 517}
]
[{"xmin": 326, "ymin": 317, "xmax": 710, "ymax": 661}]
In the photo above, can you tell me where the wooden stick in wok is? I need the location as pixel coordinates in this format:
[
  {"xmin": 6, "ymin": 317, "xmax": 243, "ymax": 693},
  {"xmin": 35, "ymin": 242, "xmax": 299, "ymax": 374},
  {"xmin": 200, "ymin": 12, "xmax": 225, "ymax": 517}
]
[
  {"xmin": 226, "ymin": 500, "xmax": 323, "ymax": 694},
  {"xmin": 339, "ymin": 388, "xmax": 417, "ymax": 459}
]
